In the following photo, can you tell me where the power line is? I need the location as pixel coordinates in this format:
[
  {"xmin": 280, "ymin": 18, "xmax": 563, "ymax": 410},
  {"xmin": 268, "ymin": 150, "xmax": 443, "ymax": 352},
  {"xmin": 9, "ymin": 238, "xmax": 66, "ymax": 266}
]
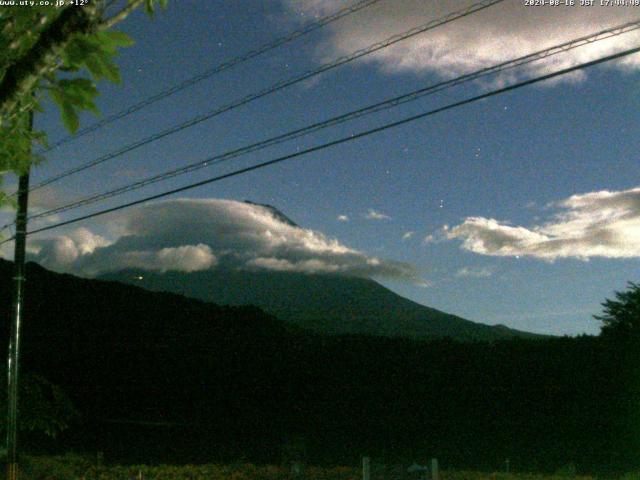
[
  {"xmin": 21, "ymin": 20, "xmax": 640, "ymax": 224},
  {"xmin": 3, "ymin": 42, "xmax": 636, "ymax": 244},
  {"xmin": 41, "ymin": 0, "xmax": 385, "ymax": 153},
  {"xmin": 25, "ymin": 0, "xmax": 504, "ymax": 194},
  {"xmin": 1, "ymin": 20, "xmax": 636, "ymax": 235}
]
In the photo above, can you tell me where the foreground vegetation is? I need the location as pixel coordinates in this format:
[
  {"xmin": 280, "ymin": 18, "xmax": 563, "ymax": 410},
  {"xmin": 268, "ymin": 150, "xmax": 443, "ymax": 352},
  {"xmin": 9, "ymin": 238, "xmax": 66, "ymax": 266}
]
[
  {"xmin": 23, "ymin": 457, "xmax": 357, "ymax": 480},
  {"xmin": 2, "ymin": 263, "xmax": 640, "ymax": 473},
  {"xmin": 19, "ymin": 455, "xmax": 628, "ymax": 480}
]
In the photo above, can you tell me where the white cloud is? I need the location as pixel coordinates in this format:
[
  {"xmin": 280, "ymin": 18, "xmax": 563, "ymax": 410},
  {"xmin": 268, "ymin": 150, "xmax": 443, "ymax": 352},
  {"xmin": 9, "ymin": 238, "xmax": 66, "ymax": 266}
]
[
  {"xmin": 0, "ymin": 184, "xmax": 68, "ymax": 237},
  {"xmin": 102, "ymin": 244, "xmax": 217, "ymax": 273},
  {"xmin": 423, "ymin": 228, "xmax": 451, "ymax": 245},
  {"xmin": 446, "ymin": 186, "xmax": 640, "ymax": 260},
  {"xmin": 29, "ymin": 198, "xmax": 424, "ymax": 283},
  {"xmin": 365, "ymin": 209, "xmax": 391, "ymax": 220},
  {"xmin": 28, "ymin": 227, "xmax": 111, "ymax": 271},
  {"xmin": 246, "ymin": 257, "xmax": 342, "ymax": 274},
  {"xmin": 337, "ymin": 214, "xmax": 349, "ymax": 222},
  {"xmin": 423, "ymin": 234, "xmax": 436, "ymax": 244},
  {"xmin": 285, "ymin": 0, "xmax": 640, "ymax": 84},
  {"xmin": 455, "ymin": 266, "xmax": 495, "ymax": 278},
  {"xmin": 402, "ymin": 231, "xmax": 414, "ymax": 240}
]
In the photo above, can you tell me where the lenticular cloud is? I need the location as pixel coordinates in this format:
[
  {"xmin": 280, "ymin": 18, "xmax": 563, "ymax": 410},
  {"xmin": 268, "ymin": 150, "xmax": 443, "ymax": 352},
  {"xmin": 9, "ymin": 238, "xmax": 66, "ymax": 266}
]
[{"xmin": 28, "ymin": 198, "xmax": 423, "ymax": 283}]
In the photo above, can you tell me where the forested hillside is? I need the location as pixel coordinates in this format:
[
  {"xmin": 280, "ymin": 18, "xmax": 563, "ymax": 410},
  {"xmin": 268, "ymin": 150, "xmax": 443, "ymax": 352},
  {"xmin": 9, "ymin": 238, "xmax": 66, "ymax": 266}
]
[{"xmin": 1, "ymin": 260, "xmax": 638, "ymax": 474}]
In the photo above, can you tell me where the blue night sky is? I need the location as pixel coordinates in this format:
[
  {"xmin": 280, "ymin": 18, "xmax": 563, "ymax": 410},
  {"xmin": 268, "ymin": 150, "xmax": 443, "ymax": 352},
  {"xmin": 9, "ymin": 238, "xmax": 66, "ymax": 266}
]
[{"xmin": 2, "ymin": 0, "xmax": 640, "ymax": 336}]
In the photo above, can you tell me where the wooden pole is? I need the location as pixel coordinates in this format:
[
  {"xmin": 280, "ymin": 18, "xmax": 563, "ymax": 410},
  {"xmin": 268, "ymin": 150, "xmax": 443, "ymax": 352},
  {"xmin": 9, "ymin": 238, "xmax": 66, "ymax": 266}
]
[
  {"xmin": 5, "ymin": 106, "xmax": 32, "ymax": 480},
  {"xmin": 430, "ymin": 458, "xmax": 438, "ymax": 480},
  {"xmin": 363, "ymin": 457, "xmax": 371, "ymax": 480}
]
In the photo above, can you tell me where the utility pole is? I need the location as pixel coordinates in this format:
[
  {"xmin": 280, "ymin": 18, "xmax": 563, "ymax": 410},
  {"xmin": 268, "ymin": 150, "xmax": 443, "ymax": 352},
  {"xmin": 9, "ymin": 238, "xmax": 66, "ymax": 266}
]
[{"xmin": 6, "ymin": 112, "xmax": 32, "ymax": 480}]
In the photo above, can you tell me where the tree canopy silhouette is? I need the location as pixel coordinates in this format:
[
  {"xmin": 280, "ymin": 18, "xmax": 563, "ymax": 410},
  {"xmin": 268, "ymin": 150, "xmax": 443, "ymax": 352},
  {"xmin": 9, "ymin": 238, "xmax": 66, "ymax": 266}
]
[{"xmin": 595, "ymin": 281, "xmax": 640, "ymax": 338}]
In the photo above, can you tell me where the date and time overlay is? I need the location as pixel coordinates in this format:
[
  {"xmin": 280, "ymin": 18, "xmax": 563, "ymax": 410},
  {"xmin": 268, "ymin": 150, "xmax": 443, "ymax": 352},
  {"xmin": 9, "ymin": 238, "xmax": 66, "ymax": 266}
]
[
  {"xmin": 1, "ymin": 0, "xmax": 638, "ymax": 9},
  {"xmin": 525, "ymin": 0, "xmax": 639, "ymax": 6}
]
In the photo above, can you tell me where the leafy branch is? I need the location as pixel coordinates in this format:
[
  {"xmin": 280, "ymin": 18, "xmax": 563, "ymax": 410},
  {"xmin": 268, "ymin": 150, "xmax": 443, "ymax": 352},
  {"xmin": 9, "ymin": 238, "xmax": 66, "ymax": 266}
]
[{"xmin": 0, "ymin": 0, "xmax": 167, "ymax": 200}]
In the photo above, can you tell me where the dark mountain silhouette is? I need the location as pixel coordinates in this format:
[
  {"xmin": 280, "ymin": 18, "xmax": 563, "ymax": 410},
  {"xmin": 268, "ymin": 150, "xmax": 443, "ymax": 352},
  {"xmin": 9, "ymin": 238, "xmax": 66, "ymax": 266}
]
[
  {"xmin": 0, "ymin": 259, "xmax": 637, "ymax": 473},
  {"xmin": 0, "ymin": 258, "xmax": 303, "ymax": 460},
  {"xmin": 99, "ymin": 268, "xmax": 542, "ymax": 341},
  {"xmin": 0, "ymin": 261, "xmax": 640, "ymax": 474}
]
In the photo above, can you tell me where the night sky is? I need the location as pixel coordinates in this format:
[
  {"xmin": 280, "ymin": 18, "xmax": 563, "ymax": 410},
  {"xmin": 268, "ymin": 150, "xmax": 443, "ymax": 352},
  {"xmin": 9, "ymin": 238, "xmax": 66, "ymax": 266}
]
[{"xmin": 2, "ymin": 0, "xmax": 640, "ymax": 336}]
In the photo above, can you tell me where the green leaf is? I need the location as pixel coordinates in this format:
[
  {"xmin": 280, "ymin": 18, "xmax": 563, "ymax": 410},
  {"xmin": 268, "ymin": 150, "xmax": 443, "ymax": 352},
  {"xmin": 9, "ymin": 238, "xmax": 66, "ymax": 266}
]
[
  {"xmin": 143, "ymin": 0, "xmax": 169, "ymax": 15},
  {"xmin": 84, "ymin": 55, "xmax": 106, "ymax": 80},
  {"xmin": 99, "ymin": 30, "xmax": 134, "ymax": 49},
  {"xmin": 58, "ymin": 78, "xmax": 99, "ymax": 105},
  {"xmin": 58, "ymin": 77, "xmax": 95, "ymax": 92},
  {"xmin": 49, "ymin": 78, "xmax": 100, "ymax": 132},
  {"xmin": 144, "ymin": 0, "xmax": 155, "ymax": 15},
  {"xmin": 49, "ymin": 87, "xmax": 65, "ymax": 108},
  {"xmin": 63, "ymin": 36, "xmax": 94, "ymax": 66},
  {"xmin": 100, "ymin": 56, "xmax": 121, "ymax": 83},
  {"xmin": 60, "ymin": 101, "xmax": 79, "ymax": 133}
]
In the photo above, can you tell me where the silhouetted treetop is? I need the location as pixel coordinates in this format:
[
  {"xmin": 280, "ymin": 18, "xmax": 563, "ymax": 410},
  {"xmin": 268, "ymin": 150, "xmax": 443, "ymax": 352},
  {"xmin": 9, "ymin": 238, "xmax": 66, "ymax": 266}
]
[{"xmin": 595, "ymin": 281, "xmax": 640, "ymax": 338}]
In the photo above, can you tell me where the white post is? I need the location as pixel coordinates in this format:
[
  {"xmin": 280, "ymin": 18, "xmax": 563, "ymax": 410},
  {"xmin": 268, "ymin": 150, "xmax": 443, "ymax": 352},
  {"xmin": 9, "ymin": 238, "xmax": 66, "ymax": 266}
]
[
  {"xmin": 431, "ymin": 458, "xmax": 439, "ymax": 480},
  {"xmin": 363, "ymin": 457, "xmax": 371, "ymax": 480}
]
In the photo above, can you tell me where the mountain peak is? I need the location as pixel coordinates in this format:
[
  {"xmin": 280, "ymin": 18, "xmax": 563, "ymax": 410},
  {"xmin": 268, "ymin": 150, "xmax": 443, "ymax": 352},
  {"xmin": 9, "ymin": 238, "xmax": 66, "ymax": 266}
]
[{"xmin": 243, "ymin": 200, "xmax": 299, "ymax": 227}]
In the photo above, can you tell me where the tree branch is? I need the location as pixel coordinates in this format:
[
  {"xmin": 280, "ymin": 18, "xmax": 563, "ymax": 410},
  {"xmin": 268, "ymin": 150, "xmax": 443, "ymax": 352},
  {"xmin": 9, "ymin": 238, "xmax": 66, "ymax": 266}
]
[
  {"xmin": 99, "ymin": 0, "xmax": 144, "ymax": 31},
  {"xmin": 0, "ymin": 5, "xmax": 98, "ymax": 122}
]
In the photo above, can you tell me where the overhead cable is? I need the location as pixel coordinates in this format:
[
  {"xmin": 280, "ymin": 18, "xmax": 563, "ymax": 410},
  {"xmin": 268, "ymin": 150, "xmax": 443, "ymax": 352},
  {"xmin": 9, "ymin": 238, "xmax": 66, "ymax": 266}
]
[
  {"xmin": 23, "ymin": 20, "xmax": 640, "ymax": 223},
  {"xmin": 25, "ymin": 0, "xmax": 504, "ymax": 194},
  {"xmin": 3, "ymin": 42, "xmax": 635, "ymax": 244},
  {"xmin": 41, "ymin": 0, "xmax": 386, "ymax": 153}
]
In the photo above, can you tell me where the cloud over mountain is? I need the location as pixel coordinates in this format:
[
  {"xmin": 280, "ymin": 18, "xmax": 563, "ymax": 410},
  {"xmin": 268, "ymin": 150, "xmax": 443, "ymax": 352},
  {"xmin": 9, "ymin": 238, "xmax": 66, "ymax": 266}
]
[
  {"xmin": 28, "ymin": 228, "xmax": 111, "ymax": 269},
  {"xmin": 446, "ymin": 186, "xmax": 640, "ymax": 260},
  {"xmin": 285, "ymin": 0, "xmax": 640, "ymax": 83},
  {"xmin": 455, "ymin": 266, "xmax": 495, "ymax": 278},
  {"xmin": 27, "ymin": 199, "xmax": 423, "ymax": 283},
  {"xmin": 365, "ymin": 209, "xmax": 391, "ymax": 220}
]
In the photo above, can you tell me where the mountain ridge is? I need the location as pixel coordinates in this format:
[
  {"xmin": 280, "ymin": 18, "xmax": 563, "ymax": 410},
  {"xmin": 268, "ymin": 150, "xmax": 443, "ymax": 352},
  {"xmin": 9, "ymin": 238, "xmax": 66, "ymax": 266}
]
[{"xmin": 99, "ymin": 267, "xmax": 544, "ymax": 341}]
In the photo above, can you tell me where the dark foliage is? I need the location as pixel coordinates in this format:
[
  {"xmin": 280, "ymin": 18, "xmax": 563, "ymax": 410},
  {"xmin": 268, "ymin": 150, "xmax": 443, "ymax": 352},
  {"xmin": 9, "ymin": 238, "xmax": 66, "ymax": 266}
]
[
  {"xmin": 1, "ymin": 259, "xmax": 638, "ymax": 474},
  {"xmin": 594, "ymin": 282, "xmax": 640, "ymax": 339},
  {"xmin": 0, "ymin": 367, "xmax": 78, "ymax": 439}
]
